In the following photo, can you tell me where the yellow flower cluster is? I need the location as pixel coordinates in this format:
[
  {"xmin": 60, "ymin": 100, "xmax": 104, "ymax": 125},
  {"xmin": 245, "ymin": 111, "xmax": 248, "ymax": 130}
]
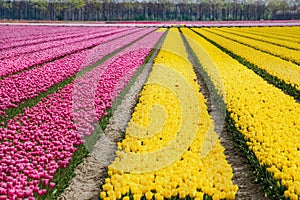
[
  {"xmin": 207, "ymin": 28, "xmax": 300, "ymax": 64},
  {"xmin": 222, "ymin": 27, "xmax": 300, "ymax": 50},
  {"xmin": 253, "ymin": 26, "xmax": 300, "ymax": 35},
  {"xmin": 100, "ymin": 28, "xmax": 238, "ymax": 200},
  {"xmin": 181, "ymin": 29, "xmax": 226, "ymax": 101},
  {"xmin": 193, "ymin": 28, "xmax": 300, "ymax": 91},
  {"xmin": 156, "ymin": 28, "xmax": 168, "ymax": 32},
  {"xmin": 181, "ymin": 28, "xmax": 300, "ymax": 200}
]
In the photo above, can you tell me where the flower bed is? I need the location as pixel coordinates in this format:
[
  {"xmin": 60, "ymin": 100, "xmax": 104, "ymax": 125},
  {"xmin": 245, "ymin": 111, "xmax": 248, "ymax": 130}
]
[
  {"xmin": 182, "ymin": 27, "xmax": 300, "ymax": 200},
  {"xmin": 0, "ymin": 26, "xmax": 95, "ymax": 49},
  {"xmin": 0, "ymin": 28, "xmax": 153, "ymax": 116},
  {"xmin": 100, "ymin": 29, "xmax": 238, "ymax": 200},
  {"xmin": 221, "ymin": 27, "xmax": 300, "ymax": 49},
  {"xmin": 0, "ymin": 27, "xmax": 121, "ymax": 60},
  {"xmin": 0, "ymin": 27, "xmax": 137, "ymax": 77},
  {"xmin": 0, "ymin": 29, "xmax": 163, "ymax": 199},
  {"xmin": 193, "ymin": 28, "xmax": 300, "ymax": 92},
  {"xmin": 207, "ymin": 28, "xmax": 300, "ymax": 64}
]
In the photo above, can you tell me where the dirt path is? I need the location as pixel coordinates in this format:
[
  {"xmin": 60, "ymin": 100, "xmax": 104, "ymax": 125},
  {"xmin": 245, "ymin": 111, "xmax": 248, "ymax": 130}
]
[
  {"xmin": 180, "ymin": 30, "xmax": 269, "ymax": 200},
  {"xmin": 59, "ymin": 29, "xmax": 269, "ymax": 199},
  {"xmin": 58, "ymin": 32, "xmax": 166, "ymax": 200}
]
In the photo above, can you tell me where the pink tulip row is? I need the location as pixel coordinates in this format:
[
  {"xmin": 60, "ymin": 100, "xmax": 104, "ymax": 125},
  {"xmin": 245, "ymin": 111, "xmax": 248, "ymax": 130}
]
[
  {"xmin": 0, "ymin": 29, "xmax": 162, "ymax": 199},
  {"xmin": 0, "ymin": 28, "xmax": 151, "ymax": 114},
  {"xmin": 0, "ymin": 28, "xmax": 138, "ymax": 78},
  {"xmin": 0, "ymin": 27, "xmax": 89, "ymax": 50},
  {"xmin": 0, "ymin": 25, "xmax": 62, "ymax": 43},
  {"xmin": 0, "ymin": 86, "xmax": 81, "ymax": 200},
  {"xmin": 0, "ymin": 27, "xmax": 123, "ymax": 60},
  {"xmin": 74, "ymin": 30, "xmax": 162, "ymax": 137},
  {"xmin": 0, "ymin": 26, "xmax": 91, "ymax": 48}
]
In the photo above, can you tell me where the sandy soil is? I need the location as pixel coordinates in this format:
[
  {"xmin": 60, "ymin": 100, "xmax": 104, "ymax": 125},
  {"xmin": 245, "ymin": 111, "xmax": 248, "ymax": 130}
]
[{"xmin": 58, "ymin": 33, "xmax": 166, "ymax": 200}]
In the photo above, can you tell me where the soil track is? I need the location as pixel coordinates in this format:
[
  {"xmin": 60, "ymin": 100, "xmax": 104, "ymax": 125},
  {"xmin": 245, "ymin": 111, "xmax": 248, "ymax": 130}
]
[
  {"xmin": 58, "ymin": 32, "xmax": 166, "ymax": 200},
  {"xmin": 180, "ymin": 30, "xmax": 269, "ymax": 200}
]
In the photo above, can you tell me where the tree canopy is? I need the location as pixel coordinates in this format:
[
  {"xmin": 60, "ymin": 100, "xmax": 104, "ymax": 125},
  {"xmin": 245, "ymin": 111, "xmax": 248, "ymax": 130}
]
[{"xmin": 0, "ymin": 0, "xmax": 299, "ymax": 21}]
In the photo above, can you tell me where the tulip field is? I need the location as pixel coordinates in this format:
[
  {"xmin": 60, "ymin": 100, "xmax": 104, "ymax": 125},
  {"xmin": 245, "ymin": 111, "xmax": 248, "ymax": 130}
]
[{"xmin": 0, "ymin": 23, "xmax": 300, "ymax": 200}]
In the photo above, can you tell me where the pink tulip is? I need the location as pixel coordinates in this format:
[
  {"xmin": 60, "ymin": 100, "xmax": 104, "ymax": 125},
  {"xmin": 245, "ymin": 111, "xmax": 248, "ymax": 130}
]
[
  {"xmin": 42, "ymin": 179, "xmax": 49, "ymax": 187},
  {"xmin": 49, "ymin": 182, "xmax": 55, "ymax": 189},
  {"xmin": 37, "ymin": 189, "xmax": 46, "ymax": 196},
  {"xmin": 24, "ymin": 189, "xmax": 32, "ymax": 197},
  {"xmin": 7, "ymin": 189, "xmax": 15, "ymax": 197},
  {"xmin": 0, "ymin": 188, "xmax": 6, "ymax": 195},
  {"xmin": 16, "ymin": 189, "xmax": 24, "ymax": 198}
]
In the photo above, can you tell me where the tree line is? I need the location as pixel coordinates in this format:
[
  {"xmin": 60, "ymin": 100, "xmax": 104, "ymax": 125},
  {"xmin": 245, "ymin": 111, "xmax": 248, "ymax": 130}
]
[{"xmin": 0, "ymin": 0, "xmax": 299, "ymax": 21}]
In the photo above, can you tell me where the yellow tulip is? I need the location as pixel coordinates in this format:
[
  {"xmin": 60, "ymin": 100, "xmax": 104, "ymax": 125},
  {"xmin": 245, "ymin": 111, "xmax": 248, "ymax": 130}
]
[
  {"xmin": 100, "ymin": 192, "xmax": 107, "ymax": 199},
  {"xmin": 145, "ymin": 191, "xmax": 153, "ymax": 200}
]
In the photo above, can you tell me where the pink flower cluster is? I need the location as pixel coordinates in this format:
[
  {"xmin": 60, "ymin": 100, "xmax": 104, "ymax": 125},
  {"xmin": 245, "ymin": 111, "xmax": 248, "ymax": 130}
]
[
  {"xmin": 73, "ymin": 30, "xmax": 162, "ymax": 137},
  {"xmin": 0, "ymin": 29, "xmax": 162, "ymax": 199},
  {"xmin": 0, "ymin": 27, "xmax": 121, "ymax": 60},
  {"xmin": 0, "ymin": 86, "xmax": 80, "ymax": 200},
  {"xmin": 0, "ymin": 28, "xmax": 149, "ymax": 114},
  {"xmin": 0, "ymin": 26, "xmax": 92, "ymax": 49},
  {"xmin": 0, "ymin": 28, "xmax": 132, "ymax": 78}
]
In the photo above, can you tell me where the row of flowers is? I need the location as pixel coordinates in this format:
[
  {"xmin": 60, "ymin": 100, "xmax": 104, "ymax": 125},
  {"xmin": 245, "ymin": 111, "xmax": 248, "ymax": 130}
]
[
  {"xmin": 73, "ymin": 29, "xmax": 162, "ymax": 137},
  {"xmin": 220, "ymin": 27, "xmax": 300, "ymax": 50},
  {"xmin": 0, "ymin": 27, "xmax": 137, "ymax": 78},
  {"xmin": 0, "ymin": 28, "xmax": 152, "ymax": 116},
  {"xmin": 207, "ymin": 27, "xmax": 300, "ymax": 64},
  {"xmin": 100, "ymin": 28, "xmax": 238, "ymax": 200},
  {"xmin": 0, "ymin": 25, "xmax": 94, "ymax": 50},
  {"xmin": 182, "ymin": 27, "xmax": 300, "ymax": 200},
  {"xmin": 0, "ymin": 29, "xmax": 163, "ymax": 199},
  {"xmin": 0, "ymin": 27, "xmax": 123, "ymax": 60},
  {"xmin": 194, "ymin": 28, "xmax": 300, "ymax": 91}
]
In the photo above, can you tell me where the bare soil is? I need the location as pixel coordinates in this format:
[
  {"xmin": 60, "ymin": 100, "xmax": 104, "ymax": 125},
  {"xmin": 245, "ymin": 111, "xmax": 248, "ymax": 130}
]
[{"xmin": 58, "ymin": 33, "xmax": 166, "ymax": 200}]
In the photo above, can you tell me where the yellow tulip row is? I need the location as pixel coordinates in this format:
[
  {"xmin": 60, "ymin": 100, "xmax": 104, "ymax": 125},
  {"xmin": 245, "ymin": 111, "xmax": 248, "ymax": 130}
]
[
  {"xmin": 100, "ymin": 28, "xmax": 238, "ymax": 200},
  {"xmin": 258, "ymin": 26, "xmax": 300, "ymax": 35},
  {"xmin": 181, "ymin": 27, "xmax": 300, "ymax": 200},
  {"xmin": 239, "ymin": 26, "xmax": 300, "ymax": 40},
  {"xmin": 192, "ymin": 28, "xmax": 300, "ymax": 91},
  {"xmin": 206, "ymin": 28, "xmax": 300, "ymax": 64},
  {"xmin": 221, "ymin": 27, "xmax": 300, "ymax": 50},
  {"xmin": 156, "ymin": 28, "xmax": 168, "ymax": 32}
]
